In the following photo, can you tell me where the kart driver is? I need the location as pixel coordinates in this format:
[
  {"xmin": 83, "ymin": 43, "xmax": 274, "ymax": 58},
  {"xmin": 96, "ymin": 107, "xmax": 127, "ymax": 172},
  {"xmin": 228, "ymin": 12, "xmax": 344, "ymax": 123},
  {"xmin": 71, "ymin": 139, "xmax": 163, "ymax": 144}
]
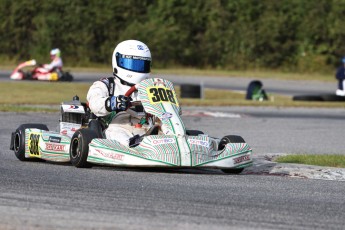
[
  {"xmin": 335, "ymin": 56, "xmax": 345, "ymax": 96},
  {"xmin": 87, "ymin": 40, "xmax": 152, "ymax": 146},
  {"xmin": 34, "ymin": 48, "xmax": 64, "ymax": 80},
  {"xmin": 43, "ymin": 48, "xmax": 63, "ymax": 72}
]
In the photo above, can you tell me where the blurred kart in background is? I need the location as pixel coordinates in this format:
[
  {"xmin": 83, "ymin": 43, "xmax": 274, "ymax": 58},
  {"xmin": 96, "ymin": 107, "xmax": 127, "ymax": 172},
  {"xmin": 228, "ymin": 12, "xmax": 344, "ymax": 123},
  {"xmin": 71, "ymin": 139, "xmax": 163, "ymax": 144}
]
[{"xmin": 10, "ymin": 59, "xmax": 73, "ymax": 82}]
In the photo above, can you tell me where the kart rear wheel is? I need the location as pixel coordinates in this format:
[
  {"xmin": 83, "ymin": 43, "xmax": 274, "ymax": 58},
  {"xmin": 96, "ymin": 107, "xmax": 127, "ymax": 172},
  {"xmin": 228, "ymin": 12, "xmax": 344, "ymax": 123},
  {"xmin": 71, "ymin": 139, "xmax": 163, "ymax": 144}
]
[
  {"xmin": 218, "ymin": 135, "xmax": 245, "ymax": 174},
  {"xmin": 62, "ymin": 72, "xmax": 73, "ymax": 82},
  {"xmin": 11, "ymin": 124, "xmax": 49, "ymax": 161},
  {"xmin": 70, "ymin": 128, "xmax": 98, "ymax": 168}
]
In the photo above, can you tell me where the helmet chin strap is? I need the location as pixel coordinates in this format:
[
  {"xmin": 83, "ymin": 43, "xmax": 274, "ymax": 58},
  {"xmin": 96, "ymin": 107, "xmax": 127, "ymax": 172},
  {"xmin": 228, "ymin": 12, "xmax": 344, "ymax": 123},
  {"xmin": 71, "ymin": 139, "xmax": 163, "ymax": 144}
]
[{"xmin": 113, "ymin": 74, "xmax": 135, "ymax": 87}]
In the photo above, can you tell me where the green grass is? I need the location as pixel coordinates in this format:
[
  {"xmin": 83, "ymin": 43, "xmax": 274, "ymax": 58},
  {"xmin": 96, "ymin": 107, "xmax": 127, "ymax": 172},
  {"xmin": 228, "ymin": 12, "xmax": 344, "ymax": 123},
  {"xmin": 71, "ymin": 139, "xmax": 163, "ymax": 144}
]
[
  {"xmin": 275, "ymin": 154, "xmax": 345, "ymax": 168},
  {"xmin": 153, "ymin": 68, "xmax": 335, "ymax": 82},
  {"xmin": 0, "ymin": 81, "xmax": 89, "ymax": 104},
  {"xmin": 0, "ymin": 81, "xmax": 344, "ymax": 112}
]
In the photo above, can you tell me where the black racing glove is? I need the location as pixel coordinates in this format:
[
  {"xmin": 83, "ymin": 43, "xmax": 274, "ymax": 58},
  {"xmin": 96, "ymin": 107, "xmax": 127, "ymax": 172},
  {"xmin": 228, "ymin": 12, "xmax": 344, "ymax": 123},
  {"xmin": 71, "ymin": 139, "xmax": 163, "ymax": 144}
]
[{"xmin": 105, "ymin": 95, "xmax": 131, "ymax": 112}]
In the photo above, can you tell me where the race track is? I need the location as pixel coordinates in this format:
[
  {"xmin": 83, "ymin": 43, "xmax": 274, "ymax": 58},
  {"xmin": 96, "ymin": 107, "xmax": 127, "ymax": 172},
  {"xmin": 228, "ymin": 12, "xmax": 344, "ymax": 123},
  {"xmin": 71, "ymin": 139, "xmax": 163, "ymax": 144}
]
[
  {"xmin": 0, "ymin": 70, "xmax": 338, "ymax": 96},
  {"xmin": 1, "ymin": 108, "xmax": 345, "ymax": 229}
]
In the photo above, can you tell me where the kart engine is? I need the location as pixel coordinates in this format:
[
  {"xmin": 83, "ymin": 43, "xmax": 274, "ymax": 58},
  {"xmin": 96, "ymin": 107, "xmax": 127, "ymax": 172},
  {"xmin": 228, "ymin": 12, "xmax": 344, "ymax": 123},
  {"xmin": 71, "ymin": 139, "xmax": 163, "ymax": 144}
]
[{"xmin": 59, "ymin": 95, "xmax": 88, "ymax": 137}]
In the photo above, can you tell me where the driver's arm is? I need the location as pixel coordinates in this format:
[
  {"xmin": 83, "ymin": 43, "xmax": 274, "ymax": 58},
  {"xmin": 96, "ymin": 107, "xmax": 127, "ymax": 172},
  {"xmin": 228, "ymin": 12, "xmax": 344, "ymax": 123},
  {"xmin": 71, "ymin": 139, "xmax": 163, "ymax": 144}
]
[{"xmin": 87, "ymin": 81, "xmax": 112, "ymax": 117}]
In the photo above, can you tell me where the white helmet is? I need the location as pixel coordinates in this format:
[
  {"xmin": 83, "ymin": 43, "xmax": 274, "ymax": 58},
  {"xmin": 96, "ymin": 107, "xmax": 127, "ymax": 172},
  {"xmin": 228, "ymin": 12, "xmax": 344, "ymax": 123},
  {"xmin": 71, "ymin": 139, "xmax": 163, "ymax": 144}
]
[
  {"xmin": 112, "ymin": 40, "xmax": 151, "ymax": 85},
  {"xmin": 50, "ymin": 48, "xmax": 61, "ymax": 57}
]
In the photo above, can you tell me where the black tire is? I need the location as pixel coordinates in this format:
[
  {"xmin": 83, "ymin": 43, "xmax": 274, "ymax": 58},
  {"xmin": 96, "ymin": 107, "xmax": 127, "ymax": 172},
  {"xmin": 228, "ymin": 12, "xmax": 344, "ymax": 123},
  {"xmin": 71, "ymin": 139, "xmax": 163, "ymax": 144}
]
[
  {"xmin": 218, "ymin": 135, "xmax": 246, "ymax": 174},
  {"xmin": 11, "ymin": 124, "xmax": 49, "ymax": 161},
  {"xmin": 64, "ymin": 72, "xmax": 73, "ymax": 82},
  {"xmin": 59, "ymin": 72, "xmax": 73, "ymax": 82},
  {"xmin": 70, "ymin": 129, "xmax": 98, "ymax": 168},
  {"xmin": 246, "ymin": 80, "xmax": 268, "ymax": 100},
  {"xmin": 180, "ymin": 84, "xmax": 201, "ymax": 98},
  {"xmin": 292, "ymin": 95, "xmax": 323, "ymax": 101},
  {"xmin": 321, "ymin": 94, "xmax": 345, "ymax": 102},
  {"xmin": 186, "ymin": 130, "xmax": 204, "ymax": 136}
]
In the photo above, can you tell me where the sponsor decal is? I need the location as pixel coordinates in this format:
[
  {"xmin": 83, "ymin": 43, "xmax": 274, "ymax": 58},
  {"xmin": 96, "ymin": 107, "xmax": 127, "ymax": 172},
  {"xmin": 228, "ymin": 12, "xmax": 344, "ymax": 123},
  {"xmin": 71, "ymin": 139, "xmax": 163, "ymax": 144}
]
[
  {"xmin": 109, "ymin": 81, "xmax": 114, "ymax": 93},
  {"xmin": 152, "ymin": 138, "xmax": 175, "ymax": 145},
  {"xmin": 61, "ymin": 130, "xmax": 67, "ymax": 135},
  {"xmin": 49, "ymin": 136, "xmax": 61, "ymax": 143},
  {"xmin": 188, "ymin": 139, "xmax": 209, "ymax": 148},
  {"xmin": 121, "ymin": 54, "xmax": 150, "ymax": 61},
  {"xmin": 95, "ymin": 149, "xmax": 124, "ymax": 161},
  {"xmin": 45, "ymin": 143, "xmax": 65, "ymax": 152},
  {"xmin": 137, "ymin": 45, "xmax": 144, "ymax": 50},
  {"xmin": 154, "ymin": 79, "xmax": 165, "ymax": 87},
  {"xmin": 161, "ymin": 112, "xmax": 173, "ymax": 120},
  {"xmin": 233, "ymin": 155, "xmax": 250, "ymax": 164},
  {"xmin": 61, "ymin": 104, "xmax": 85, "ymax": 113}
]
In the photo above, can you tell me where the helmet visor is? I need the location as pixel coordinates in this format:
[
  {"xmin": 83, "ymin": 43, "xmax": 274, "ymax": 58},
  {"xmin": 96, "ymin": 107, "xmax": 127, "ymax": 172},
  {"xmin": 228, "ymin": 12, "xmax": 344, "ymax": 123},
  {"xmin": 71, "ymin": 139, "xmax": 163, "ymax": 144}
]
[{"xmin": 116, "ymin": 52, "xmax": 151, "ymax": 73}]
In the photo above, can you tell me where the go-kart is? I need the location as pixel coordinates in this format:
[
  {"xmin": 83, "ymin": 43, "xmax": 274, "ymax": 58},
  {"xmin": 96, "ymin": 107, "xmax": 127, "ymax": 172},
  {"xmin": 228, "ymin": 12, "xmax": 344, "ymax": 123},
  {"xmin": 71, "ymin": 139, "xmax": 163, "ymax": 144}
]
[
  {"xmin": 10, "ymin": 59, "xmax": 73, "ymax": 81},
  {"xmin": 10, "ymin": 78, "xmax": 252, "ymax": 174}
]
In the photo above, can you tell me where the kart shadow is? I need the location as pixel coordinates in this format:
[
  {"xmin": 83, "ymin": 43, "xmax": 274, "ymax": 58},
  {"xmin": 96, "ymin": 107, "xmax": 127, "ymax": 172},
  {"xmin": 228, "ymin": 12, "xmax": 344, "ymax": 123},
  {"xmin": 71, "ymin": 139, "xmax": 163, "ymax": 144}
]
[
  {"xmin": 34, "ymin": 159, "xmax": 71, "ymax": 166},
  {"xmin": 94, "ymin": 166, "xmax": 230, "ymax": 175},
  {"xmin": 23, "ymin": 160, "xmax": 242, "ymax": 175}
]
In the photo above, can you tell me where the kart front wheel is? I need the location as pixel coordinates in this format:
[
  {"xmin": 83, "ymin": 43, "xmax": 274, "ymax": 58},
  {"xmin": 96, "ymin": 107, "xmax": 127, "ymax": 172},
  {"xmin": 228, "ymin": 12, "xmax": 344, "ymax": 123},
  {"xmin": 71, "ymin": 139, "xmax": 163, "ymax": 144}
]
[
  {"xmin": 70, "ymin": 129, "xmax": 98, "ymax": 168},
  {"xmin": 186, "ymin": 130, "xmax": 204, "ymax": 136},
  {"xmin": 218, "ymin": 135, "xmax": 246, "ymax": 174},
  {"xmin": 11, "ymin": 124, "xmax": 49, "ymax": 161}
]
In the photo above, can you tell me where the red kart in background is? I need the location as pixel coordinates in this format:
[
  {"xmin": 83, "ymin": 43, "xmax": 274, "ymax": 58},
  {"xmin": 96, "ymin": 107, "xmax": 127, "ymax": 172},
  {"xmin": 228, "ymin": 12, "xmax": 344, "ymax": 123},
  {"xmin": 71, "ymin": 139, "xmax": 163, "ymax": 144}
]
[{"xmin": 10, "ymin": 59, "xmax": 73, "ymax": 81}]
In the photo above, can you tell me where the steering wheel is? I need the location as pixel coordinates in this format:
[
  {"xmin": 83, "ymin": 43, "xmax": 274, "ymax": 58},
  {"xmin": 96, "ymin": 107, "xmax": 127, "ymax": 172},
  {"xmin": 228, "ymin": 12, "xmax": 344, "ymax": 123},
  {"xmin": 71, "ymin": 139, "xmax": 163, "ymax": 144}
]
[
  {"xmin": 125, "ymin": 85, "xmax": 138, "ymax": 97},
  {"xmin": 123, "ymin": 85, "xmax": 142, "ymax": 111}
]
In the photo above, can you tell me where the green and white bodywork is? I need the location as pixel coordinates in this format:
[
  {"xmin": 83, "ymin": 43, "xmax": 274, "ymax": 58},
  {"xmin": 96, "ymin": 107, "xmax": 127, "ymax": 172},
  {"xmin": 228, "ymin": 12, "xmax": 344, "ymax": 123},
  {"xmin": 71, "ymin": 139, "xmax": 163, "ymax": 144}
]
[
  {"xmin": 10, "ymin": 98, "xmax": 85, "ymax": 163},
  {"xmin": 87, "ymin": 78, "xmax": 252, "ymax": 169},
  {"xmin": 10, "ymin": 78, "xmax": 252, "ymax": 171}
]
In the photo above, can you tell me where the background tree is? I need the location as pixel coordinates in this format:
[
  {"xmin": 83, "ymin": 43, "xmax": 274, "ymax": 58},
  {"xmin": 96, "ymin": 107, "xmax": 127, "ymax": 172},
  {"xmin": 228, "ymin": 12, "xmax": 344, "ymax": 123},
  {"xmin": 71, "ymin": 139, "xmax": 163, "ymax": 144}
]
[{"xmin": 0, "ymin": 0, "xmax": 344, "ymax": 73}]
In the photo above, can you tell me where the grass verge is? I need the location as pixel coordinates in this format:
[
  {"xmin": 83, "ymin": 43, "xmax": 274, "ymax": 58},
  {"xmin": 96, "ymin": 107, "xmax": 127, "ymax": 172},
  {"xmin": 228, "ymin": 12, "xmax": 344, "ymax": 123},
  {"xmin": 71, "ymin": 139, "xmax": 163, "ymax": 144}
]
[
  {"xmin": 275, "ymin": 154, "xmax": 345, "ymax": 168},
  {"xmin": 0, "ymin": 81, "xmax": 344, "ymax": 112},
  {"xmin": 153, "ymin": 68, "xmax": 335, "ymax": 82}
]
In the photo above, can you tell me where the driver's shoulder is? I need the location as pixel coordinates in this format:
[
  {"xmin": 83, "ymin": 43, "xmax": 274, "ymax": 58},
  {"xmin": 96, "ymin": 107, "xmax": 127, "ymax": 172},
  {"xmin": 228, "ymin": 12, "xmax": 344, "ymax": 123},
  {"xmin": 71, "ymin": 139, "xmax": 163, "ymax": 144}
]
[{"xmin": 98, "ymin": 77, "xmax": 115, "ymax": 87}]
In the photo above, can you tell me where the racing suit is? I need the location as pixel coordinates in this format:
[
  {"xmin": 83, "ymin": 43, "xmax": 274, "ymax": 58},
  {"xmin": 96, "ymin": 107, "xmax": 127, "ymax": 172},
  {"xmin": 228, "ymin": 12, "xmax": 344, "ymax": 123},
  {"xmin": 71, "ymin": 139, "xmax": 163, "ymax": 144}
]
[
  {"xmin": 335, "ymin": 65, "xmax": 345, "ymax": 96},
  {"xmin": 43, "ymin": 57, "xmax": 63, "ymax": 72},
  {"xmin": 87, "ymin": 77, "xmax": 147, "ymax": 146}
]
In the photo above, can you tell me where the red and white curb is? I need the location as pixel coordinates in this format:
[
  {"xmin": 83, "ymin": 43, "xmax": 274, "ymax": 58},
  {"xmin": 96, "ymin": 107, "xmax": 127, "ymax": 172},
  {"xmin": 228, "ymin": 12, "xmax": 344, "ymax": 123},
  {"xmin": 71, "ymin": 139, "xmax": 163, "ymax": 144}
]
[{"xmin": 182, "ymin": 110, "xmax": 241, "ymax": 118}]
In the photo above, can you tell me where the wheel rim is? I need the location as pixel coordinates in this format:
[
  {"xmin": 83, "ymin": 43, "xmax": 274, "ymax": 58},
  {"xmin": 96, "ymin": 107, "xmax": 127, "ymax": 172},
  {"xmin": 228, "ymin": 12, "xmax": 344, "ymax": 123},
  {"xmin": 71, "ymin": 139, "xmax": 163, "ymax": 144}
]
[
  {"xmin": 71, "ymin": 138, "xmax": 80, "ymax": 159},
  {"xmin": 14, "ymin": 132, "xmax": 21, "ymax": 152}
]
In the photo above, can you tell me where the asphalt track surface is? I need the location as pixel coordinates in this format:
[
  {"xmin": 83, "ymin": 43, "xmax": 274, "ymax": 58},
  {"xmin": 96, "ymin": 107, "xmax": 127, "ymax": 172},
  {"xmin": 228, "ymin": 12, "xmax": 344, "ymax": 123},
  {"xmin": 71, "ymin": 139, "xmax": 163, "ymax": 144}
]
[
  {"xmin": 1, "ymin": 107, "xmax": 345, "ymax": 230},
  {"xmin": 1, "ymin": 71, "xmax": 345, "ymax": 229}
]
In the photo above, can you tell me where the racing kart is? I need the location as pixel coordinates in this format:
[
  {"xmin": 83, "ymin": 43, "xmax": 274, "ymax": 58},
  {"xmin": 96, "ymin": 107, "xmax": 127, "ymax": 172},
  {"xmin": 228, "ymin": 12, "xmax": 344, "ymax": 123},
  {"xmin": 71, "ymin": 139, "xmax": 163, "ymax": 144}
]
[
  {"xmin": 10, "ymin": 59, "xmax": 73, "ymax": 81},
  {"xmin": 10, "ymin": 78, "xmax": 252, "ymax": 174}
]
